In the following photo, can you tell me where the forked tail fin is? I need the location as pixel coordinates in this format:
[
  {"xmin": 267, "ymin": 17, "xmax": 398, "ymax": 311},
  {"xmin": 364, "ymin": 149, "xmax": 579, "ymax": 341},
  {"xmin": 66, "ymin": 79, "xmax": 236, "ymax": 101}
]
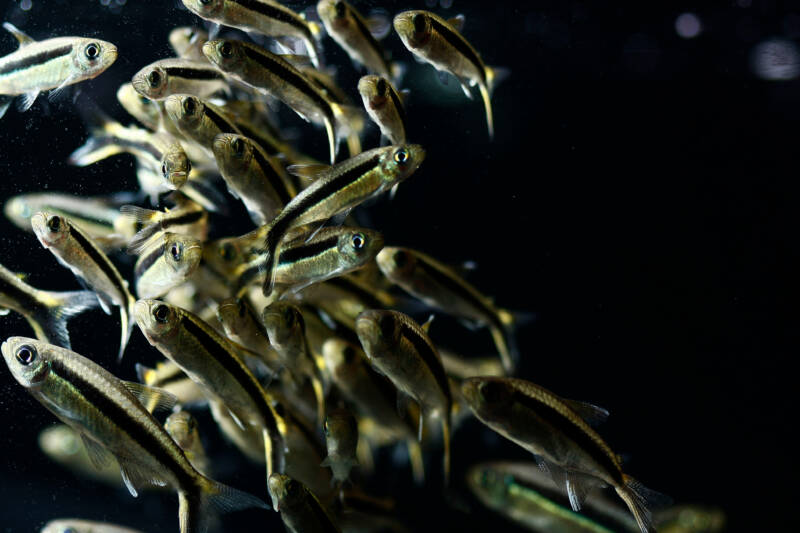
[
  {"xmin": 31, "ymin": 289, "xmax": 99, "ymax": 349},
  {"xmin": 616, "ymin": 475, "xmax": 671, "ymax": 533}
]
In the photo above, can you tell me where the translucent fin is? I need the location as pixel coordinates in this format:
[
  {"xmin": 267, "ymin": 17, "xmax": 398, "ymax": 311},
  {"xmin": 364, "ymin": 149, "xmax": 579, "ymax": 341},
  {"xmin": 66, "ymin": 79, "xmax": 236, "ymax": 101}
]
[
  {"xmin": 562, "ymin": 399, "xmax": 610, "ymax": 427},
  {"xmin": 135, "ymin": 363, "xmax": 155, "ymax": 385},
  {"xmin": 3, "ymin": 22, "xmax": 35, "ymax": 46},
  {"xmin": 286, "ymin": 163, "xmax": 331, "ymax": 181},
  {"xmin": 121, "ymin": 380, "xmax": 178, "ymax": 413},
  {"xmin": 478, "ymin": 82, "xmax": 493, "ymax": 139},
  {"xmin": 420, "ymin": 314, "xmax": 434, "ymax": 334},
  {"xmin": 489, "ymin": 321, "xmax": 516, "ymax": 374},
  {"xmin": 31, "ymin": 289, "xmax": 99, "ymax": 349},
  {"xmin": 0, "ymin": 95, "xmax": 12, "ymax": 119},
  {"xmin": 48, "ymin": 79, "xmax": 74, "ymax": 103},
  {"xmin": 68, "ymin": 137, "xmax": 125, "ymax": 167},
  {"xmin": 366, "ymin": 13, "xmax": 391, "ymax": 39},
  {"xmin": 323, "ymin": 115, "xmax": 337, "ymax": 164},
  {"xmin": 80, "ymin": 434, "xmax": 112, "ymax": 470},
  {"xmin": 205, "ymin": 479, "xmax": 270, "ymax": 513},
  {"xmin": 119, "ymin": 466, "xmax": 139, "ymax": 497},
  {"xmin": 120, "ymin": 204, "xmax": 159, "ymax": 226},
  {"xmin": 459, "ymin": 80, "xmax": 474, "ymax": 100},
  {"xmin": 406, "ymin": 438, "xmax": 425, "ymax": 485},
  {"xmin": 565, "ymin": 472, "xmax": 596, "ymax": 511},
  {"xmin": 534, "ymin": 454, "xmax": 565, "ymax": 490},
  {"xmin": 436, "ymin": 70, "xmax": 450, "ymax": 85},
  {"xmin": 117, "ymin": 296, "xmax": 136, "ymax": 362},
  {"xmin": 447, "ymin": 15, "xmax": 465, "ymax": 33},
  {"xmin": 617, "ymin": 475, "xmax": 671, "ymax": 533},
  {"xmin": 228, "ymin": 408, "xmax": 246, "ymax": 431},
  {"xmin": 17, "ymin": 90, "xmax": 39, "ymax": 112},
  {"xmin": 95, "ymin": 292, "xmax": 113, "ymax": 315}
]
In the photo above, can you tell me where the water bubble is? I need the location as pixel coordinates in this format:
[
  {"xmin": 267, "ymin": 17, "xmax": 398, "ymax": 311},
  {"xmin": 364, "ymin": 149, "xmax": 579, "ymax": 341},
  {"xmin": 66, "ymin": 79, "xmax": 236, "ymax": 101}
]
[
  {"xmin": 751, "ymin": 39, "xmax": 800, "ymax": 80},
  {"xmin": 675, "ymin": 13, "xmax": 702, "ymax": 39}
]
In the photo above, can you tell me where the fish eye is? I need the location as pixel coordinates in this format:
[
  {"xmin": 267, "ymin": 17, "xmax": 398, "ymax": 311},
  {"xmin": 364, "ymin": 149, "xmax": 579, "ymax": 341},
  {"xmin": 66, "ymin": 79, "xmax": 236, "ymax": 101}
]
[
  {"xmin": 15, "ymin": 344, "xmax": 37, "ymax": 366},
  {"xmin": 334, "ymin": 1, "xmax": 346, "ymax": 18},
  {"xmin": 84, "ymin": 43, "xmax": 100, "ymax": 60},
  {"xmin": 342, "ymin": 346, "xmax": 356, "ymax": 363},
  {"xmin": 378, "ymin": 315, "xmax": 395, "ymax": 339},
  {"xmin": 393, "ymin": 148, "xmax": 409, "ymax": 165},
  {"xmin": 148, "ymin": 70, "xmax": 162, "ymax": 88},
  {"xmin": 479, "ymin": 381, "xmax": 507, "ymax": 404},
  {"xmin": 138, "ymin": 95, "xmax": 151, "ymax": 106},
  {"xmin": 63, "ymin": 528, "xmax": 79, "ymax": 533},
  {"xmin": 393, "ymin": 250, "xmax": 408, "ymax": 268},
  {"xmin": 219, "ymin": 242, "xmax": 236, "ymax": 261},
  {"xmin": 283, "ymin": 307, "xmax": 296, "ymax": 326},
  {"xmin": 220, "ymin": 41, "xmax": 233, "ymax": 58},
  {"xmin": 183, "ymin": 97, "xmax": 197, "ymax": 115},
  {"xmin": 323, "ymin": 419, "xmax": 330, "ymax": 435},
  {"xmin": 186, "ymin": 160, "xmax": 192, "ymax": 173},
  {"xmin": 161, "ymin": 163, "xmax": 168, "ymax": 177},
  {"xmin": 376, "ymin": 79, "xmax": 386, "ymax": 96},
  {"xmin": 47, "ymin": 216, "xmax": 61, "ymax": 232},
  {"xmin": 351, "ymin": 232, "xmax": 365, "ymax": 250},
  {"xmin": 231, "ymin": 138, "xmax": 244, "ymax": 156},
  {"xmin": 413, "ymin": 13, "xmax": 426, "ymax": 33},
  {"xmin": 153, "ymin": 304, "xmax": 170, "ymax": 323},
  {"xmin": 171, "ymin": 243, "xmax": 183, "ymax": 262},
  {"xmin": 200, "ymin": 0, "xmax": 213, "ymax": 4}
]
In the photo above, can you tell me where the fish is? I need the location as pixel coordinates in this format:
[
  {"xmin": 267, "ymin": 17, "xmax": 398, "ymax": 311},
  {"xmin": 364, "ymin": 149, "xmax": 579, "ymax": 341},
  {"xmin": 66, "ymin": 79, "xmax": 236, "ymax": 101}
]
[
  {"xmin": 438, "ymin": 348, "xmax": 505, "ymax": 380},
  {"xmin": 253, "ymin": 144, "xmax": 425, "ymax": 295},
  {"xmin": 294, "ymin": 274, "xmax": 397, "ymax": 331},
  {"xmin": 268, "ymin": 473, "xmax": 342, "ymax": 531},
  {"xmin": 134, "ymin": 299, "xmax": 286, "ymax": 478},
  {"xmin": 322, "ymin": 408, "xmax": 359, "ymax": 484},
  {"xmin": 355, "ymin": 310, "xmax": 452, "ymax": 484},
  {"xmin": 169, "ymin": 26, "xmax": 209, "ymax": 61},
  {"xmin": 38, "ymin": 424, "xmax": 124, "ymax": 487},
  {"xmin": 316, "ymin": 1, "xmax": 395, "ymax": 79},
  {"xmin": 164, "ymin": 94, "xmax": 242, "ymax": 155},
  {"xmin": 393, "ymin": 11, "xmax": 505, "ymax": 138},
  {"xmin": 0, "ymin": 23, "xmax": 117, "ymax": 118},
  {"xmin": 120, "ymin": 192, "xmax": 208, "ymax": 253},
  {"xmin": 460, "ymin": 377, "xmax": 666, "ymax": 533},
  {"xmin": 2, "ymin": 338, "xmax": 266, "ymax": 532},
  {"xmin": 358, "ymin": 75, "xmax": 407, "ymax": 145},
  {"xmin": 132, "ymin": 232, "xmax": 203, "ymax": 299},
  {"xmin": 4, "ymin": 192, "xmax": 137, "ymax": 252},
  {"xmin": 41, "ymin": 519, "xmax": 147, "ymax": 533},
  {"xmin": 217, "ymin": 297, "xmax": 276, "ymax": 359},
  {"xmin": 182, "ymin": 0, "xmax": 323, "ymax": 69},
  {"xmin": 132, "ymin": 58, "xmax": 230, "ymax": 101},
  {"xmin": 376, "ymin": 246, "xmax": 518, "ymax": 372},
  {"xmin": 202, "ymin": 38, "xmax": 357, "ymax": 164},
  {"xmin": 212, "ymin": 133, "xmax": 295, "ymax": 225},
  {"xmin": 165, "ymin": 411, "xmax": 211, "ymax": 476},
  {"xmin": 30, "ymin": 212, "xmax": 135, "ymax": 362},
  {"xmin": 0, "ymin": 262, "xmax": 98, "ymax": 349},
  {"xmin": 136, "ymin": 360, "xmax": 207, "ymax": 408},
  {"xmin": 117, "ymin": 82, "xmax": 162, "ymax": 131}
]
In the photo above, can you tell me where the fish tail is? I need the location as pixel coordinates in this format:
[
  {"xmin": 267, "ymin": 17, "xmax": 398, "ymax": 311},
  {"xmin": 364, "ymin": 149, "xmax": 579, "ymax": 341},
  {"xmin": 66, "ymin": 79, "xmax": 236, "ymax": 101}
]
[
  {"xmin": 117, "ymin": 294, "xmax": 136, "ymax": 362},
  {"xmin": 260, "ymin": 225, "xmax": 278, "ymax": 297},
  {"xmin": 406, "ymin": 438, "xmax": 425, "ymax": 485},
  {"xmin": 483, "ymin": 66, "xmax": 510, "ymax": 140},
  {"xmin": 478, "ymin": 83, "xmax": 494, "ymax": 140},
  {"xmin": 0, "ymin": 94, "xmax": 13, "ymax": 119},
  {"xmin": 489, "ymin": 309, "xmax": 518, "ymax": 373},
  {"xmin": 180, "ymin": 479, "xmax": 270, "ymax": 532},
  {"xmin": 30, "ymin": 289, "xmax": 99, "ymax": 349},
  {"xmin": 323, "ymin": 114, "xmax": 337, "ymax": 164},
  {"xmin": 442, "ymin": 414, "xmax": 451, "ymax": 486},
  {"xmin": 332, "ymin": 103, "xmax": 364, "ymax": 158},
  {"xmin": 616, "ymin": 475, "xmax": 670, "ymax": 533}
]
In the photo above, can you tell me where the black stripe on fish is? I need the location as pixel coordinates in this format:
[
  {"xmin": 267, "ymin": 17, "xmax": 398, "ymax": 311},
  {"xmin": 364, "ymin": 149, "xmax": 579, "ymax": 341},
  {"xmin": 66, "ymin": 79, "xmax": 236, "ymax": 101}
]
[
  {"xmin": 48, "ymin": 358, "xmax": 196, "ymax": 489},
  {"xmin": 202, "ymin": 104, "xmax": 238, "ymax": 136},
  {"xmin": 0, "ymin": 268, "xmax": 39, "ymax": 311},
  {"xmin": 396, "ymin": 319, "xmax": 451, "ymax": 406},
  {"xmin": 252, "ymin": 146, "xmax": 292, "ymax": 205},
  {"xmin": 278, "ymin": 236, "xmax": 339, "ymax": 265},
  {"xmin": 0, "ymin": 44, "xmax": 73, "ymax": 76},
  {"xmin": 134, "ymin": 242, "xmax": 166, "ymax": 280},
  {"xmin": 231, "ymin": 0, "xmax": 312, "ymax": 40},
  {"xmin": 68, "ymin": 222, "xmax": 128, "ymax": 302},
  {"xmin": 427, "ymin": 16, "xmax": 486, "ymax": 85},
  {"xmin": 350, "ymin": 9, "xmax": 390, "ymax": 74},
  {"xmin": 165, "ymin": 66, "xmax": 224, "ymax": 81},
  {"xmin": 387, "ymin": 84, "xmax": 407, "ymax": 136},
  {"xmin": 510, "ymin": 388, "xmax": 623, "ymax": 484}
]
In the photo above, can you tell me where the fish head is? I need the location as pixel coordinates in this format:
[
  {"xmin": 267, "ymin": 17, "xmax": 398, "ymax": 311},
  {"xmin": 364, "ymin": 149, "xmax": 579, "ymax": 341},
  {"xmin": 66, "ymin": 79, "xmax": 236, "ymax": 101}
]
[
  {"xmin": 204, "ymin": 237, "xmax": 246, "ymax": 277},
  {"xmin": 165, "ymin": 411, "xmax": 198, "ymax": 448},
  {"xmin": 134, "ymin": 299, "xmax": 182, "ymax": 344},
  {"xmin": 117, "ymin": 83, "xmax": 160, "ymax": 128},
  {"xmin": 72, "ymin": 38, "xmax": 118, "ymax": 79},
  {"xmin": 357, "ymin": 75, "xmax": 389, "ymax": 109},
  {"xmin": 3, "ymin": 196, "xmax": 32, "ymax": 227},
  {"xmin": 165, "ymin": 94, "xmax": 204, "ymax": 130},
  {"xmin": 467, "ymin": 463, "xmax": 511, "ymax": 504},
  {"xmin": 38, "ymin": 425, "xmax": 81, "ymax": 463},
  {"xmin": 169, "ymin": 26, "xmax": 207, "ymax": 57},
  {"xmin": 1, "ymin": 337, "xmax": 53, "ymax": 389},
  {"xmin": 161, "ymin": 144, "xmax": 191, "ymax": 189},
  {"xmin": 261, "ymin": 301, "xmax": 303, "ymax": 345},
  {"xmin": 267, "ymin": 472, "xmax": 304, "ymax": 512},
  {"xmin": 338, "ymin": 228, "xmax": 384, "ymax": 268},
  {"xmin": 376, "ymin": 247, "xmax": 417, "ymax": 282},
  {"xmin": 216, "ymin": 297, "xmax": 249, "ymax": 334},
  {"xmin": 394, "ymin": 11, "xmax": 432, "ymax": 49},
  {"xmin": 322, "ymin": 338, "xmax": 362, "ymax": 380},
  {"xmin": 203, "ymin": 39, "xmax": 246, "ymax": 73},
  {"xmin": 355, "ymin": 309, "xmax": 398, "ymax": 361},
  {"xmin": 378, "ymin": 144, "xmax": 425, "ymax": 188},
  {"xmin": 461, "ymin": 377, "xmax": 513, "ymax": 421},
  {"xmin": 182, "ymin": 0, "xmax": 224, "ymax": 17},
  {"xmin": 317, "ymin": 0, "xmax": 351, "ymax": 29},
  {"xmin": 324, "ymin": 407, "xmax": 358, "ymax": 448},
  {"xmin": 164, "ymin": 234, "xmax": 202, "ymax": 276},
  {"xmin": 213, "ymin": 133, "xmax": 254, "ymax": 175},
  {"xmin": 30, "ymin": 212, "xmax": 70, "ymax": 249},
  {"xmin": 132, "ymin": 63, "xmax": 170, "ymax": 100}
]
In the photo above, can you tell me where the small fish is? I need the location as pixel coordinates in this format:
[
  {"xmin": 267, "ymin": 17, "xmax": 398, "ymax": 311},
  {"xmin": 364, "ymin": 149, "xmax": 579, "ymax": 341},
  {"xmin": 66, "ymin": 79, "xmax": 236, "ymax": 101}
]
[
  {"xmin": 120, "ymin": 192, "xmax": 208, "ymax": 253},
  {"xmin": 164, "ymin": 94, "xmax": 242, "ymax": 154},
  {"xmin": 212, "ymin": 133, "xmax": 295, "ymax": 225},
  {"xmin": 165, "ymin": 411, "xmax": 211, "ymax": 476},
  {"xmin": 358, "ymin": 75, "xmax": 407, "ymax": 145},
  {"xmin": 217, "ymin": 297, "xmax": 274, "ymax": 357},
  {"xmin": 182, "ymin": 0, "xmax": 323, "ymax": 68},
  {"xmin": 2, "ymin": 337, "xmax": 267, "ymax": 533},
  {"xmin": 132, "ymin": 58, "xmax": 229, "ymax": 101},
  {"xmin": 295, "ymin": 275, "xmax": 397, "ymax": 331},
  {"xmin": 0, "ymin": 23, "xmax": 117, "ymax": 118},
  {"xmin": 31, "ymin": 212, "xmax": 135, "ymax": 361},
  {"xmin": 322, "ymin": 408, "xmax": 359, "ymax": 484},
  {"xmin": 202, "ymin": 38, "xmax": 356, "ymax": 164},
  {"xmin": 117, "ymin": 82, "xmax": 161, "ymax": 131},
  {"xmin": 38, "ymin": 424, "xmax": 123, "ymax": 487},
  {"xmin": 393, "ymin": 11, "xmax": 505, "ymax": 138},
  {"xmin": 439, "ymin": 348, "xmax": 505, "ymax": 380},
  {"xmin": 169, "ymin": 26, "xmax": 209, "ymax": 61},
  {"xmin": 132, "ymin": 232, "xmax": 203, "ymax": 299},
  {"xmin": 135, "ymin": 299, "xmax": 286, "ymax": 478},
  {"xmin": 254, "ymin": 144, "xmax": 425, "ymax": 295},
  {"xmin": 136, "ymin": 360, "xmax": 207, "ymax": 408},
  {"xmin": 461, "ymin": 377, "xmax": 665, "ymax": 533},
  {"xmin": 268, "ymin": 473, "xmax": 342, "ymax": 531},
  {"xmin": 376, "ymin": 246, "xmax": 518, "ymax": 372},
  {"xmin": 41, "ymin": 519, "xmax": 146, "ymax": 533},
  {"xmin": 355, "ymin": 310, "xmax": 452, "ymax": 484}
]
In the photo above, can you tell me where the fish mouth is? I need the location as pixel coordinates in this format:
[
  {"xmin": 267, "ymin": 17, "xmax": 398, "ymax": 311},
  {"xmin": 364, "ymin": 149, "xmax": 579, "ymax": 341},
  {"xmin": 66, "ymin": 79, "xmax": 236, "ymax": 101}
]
[
  {"xmin": 163, "ymin": 95, "xmax": 183, "ymax": 122},
  {"xmin": 133, "ymin": 300, "xmax": 152, "ymax": 328},
  {"xmin": 29, "ymin": 213, "xmax": 51, "ymax": 247}
]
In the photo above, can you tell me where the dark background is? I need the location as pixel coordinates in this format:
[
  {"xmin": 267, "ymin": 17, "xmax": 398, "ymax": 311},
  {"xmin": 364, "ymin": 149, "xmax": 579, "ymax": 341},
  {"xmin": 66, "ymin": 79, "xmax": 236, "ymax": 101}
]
[{"xmin": 0, "ymin": 0, "xmax": 795, "ymax": 531}]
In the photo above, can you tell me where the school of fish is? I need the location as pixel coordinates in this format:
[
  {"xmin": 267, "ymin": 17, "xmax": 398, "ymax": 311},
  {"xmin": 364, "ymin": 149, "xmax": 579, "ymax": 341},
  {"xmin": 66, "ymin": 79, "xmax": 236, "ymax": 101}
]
[{"xmin": 0, "ymin": 3, "xmax": 724, "ymax": 533}]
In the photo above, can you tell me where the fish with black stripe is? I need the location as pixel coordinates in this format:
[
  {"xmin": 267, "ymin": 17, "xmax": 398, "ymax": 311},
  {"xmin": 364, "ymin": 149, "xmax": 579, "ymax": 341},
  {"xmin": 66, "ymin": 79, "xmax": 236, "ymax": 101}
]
[
  {"xmin": 1, "ymin": 337, "xmax": 267, "ymax": 533},
  {"xmin": 268, "ymin": 473, "xmax": 342, "ymax": 532},
  {"xmin": 169, "ymin": 27, "xmax": 209, "ymax": 62},
  {"xmin": 0, "ymin": 22, "xmax": 117, "ymax": 118},
  {"xmin": 355, "ymin": 310, "xmax": 452, "ymax": 484},
  {"xmin": 461, "ymin": 377, "xmax": 666, "ymax": 533},
  {"xmin": 120, "ymin": 192, "xmax": 208, "ymax": 253},
  {"xmin": 248, "ymin": 144, "xmax": 424, "ymax": 296},
  {"xmin": 393, "ymin": 11, "xmax": 506, "ymax": 139},
  {"xmin": 132, "ymin": 58, "xmax": 230, "ymax": 101},
  {"xmin": 358, "ymin": 75, "xmax": 407, "ymax": 145},
  {"xmin": 132, "ymin": 233, "xmax": 203, "ymax": 299},
  {"xmin": 31, "ymin": 212, "xmax": 135, "ymax": 362},
  {"xmin": 164, "ymin": 93, "xmax": 242, "ymax": 155}
]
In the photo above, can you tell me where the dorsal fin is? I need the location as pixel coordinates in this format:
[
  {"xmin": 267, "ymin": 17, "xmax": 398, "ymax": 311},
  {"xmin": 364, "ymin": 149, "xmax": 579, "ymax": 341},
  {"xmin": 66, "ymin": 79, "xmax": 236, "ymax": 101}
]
[
  {"xmin": 121, "ymin": 380, "xmax": 178, "ymax": 414},
  {"xmin": 3, "ymin": 22, "xmax": 35, "ymax": 47},
  {"xmin": 447, "ymin": 15, "xmax": 465, "ymax": 33},
  {"xmin": 562, "ymin": 398, "xmax": 610, "ymax": 427}
]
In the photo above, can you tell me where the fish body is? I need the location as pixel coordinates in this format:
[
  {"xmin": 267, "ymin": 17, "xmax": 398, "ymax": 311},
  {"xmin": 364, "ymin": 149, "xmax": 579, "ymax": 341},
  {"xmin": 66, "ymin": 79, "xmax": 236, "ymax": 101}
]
[
  {"xmin": 322, "ymin": 408, "xmax": 359, "ymax": 483},
  {"xmin": 121, "ymin": 193, "xmax": 208, "ymax": 253},
  {"xmin": 393, "ymin": 11, "xmax": 502, "ymax": 138},
  {"xmin": 132, "ymin": 58, "xmax": 229, "ymax": 101},
  {"xmin": 377, "ymin": 246, "xmax": 517, "ymax": 372},
  {"xmin": 461, "ymin": 377, "xmax": 662, "ymax": 533},
  {"xmin": 169, "ymin": 27, "xmax": 209, "ymax": 61},
  {"xmin": 217, "ymin": 297, "xmax": 276, "ymax": 360},
  {"xmin": 38, "ymin": 424, "xmax": 123, "ymax": 487},
  {"xmin": 1, "ymin": 337, "xmax": 266, "ymax": 533},
  {"xmin": 268, "ymin": 473, "xmax": 342, "ymax": 532},
  {"xmin": 358, "ymin": 75, "xmax": 406, "ymax": 145},
  {"xmin": 41, "ymin": 519, "xmax": 146, "ymax": 533},
  {"xmin": 164, "ymin": 94, "xmax": 241, "ymax": 154},
  {"xmin": 117, "ymin": 82, "xmax": 161, "ymax": 131},
  {"xmin": 165, "ymin": 411, "xmax": 211, "ymax": 476},
  {"xmin": 31, "ymin": 212, "xmax": 135, "ymax": 361},
  {"xmin": 133, "ymin": 233, "xmax": 203, "ymax": 299},
  {"xmin": 0, "ymin": 23, "xmax": 117, "ymax": 117}
]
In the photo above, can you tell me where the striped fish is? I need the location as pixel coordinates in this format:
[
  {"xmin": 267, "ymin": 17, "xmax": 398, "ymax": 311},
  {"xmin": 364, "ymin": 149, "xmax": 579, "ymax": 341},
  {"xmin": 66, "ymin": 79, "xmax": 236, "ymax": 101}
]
[
  {"xmin": 1, "ymin": 337, "xmax": 267, "ymax": 533},
  {"xmin": 164, "ymin": 94, "xmax": 242, "ymax": 154},
  {"xmin": 169, "ymin": 27, "xmax": 209, "ymax": 61},
  {"xmin": 461, "ymin": 377, "xmax": 666, "ymax": 533},
  {"xmin": 132, "ymin": 233, "xmax": 203, "ymax": 299},
  {"xmin": 355, "ymin": 309, "xmax": 452, "ymax": 484},
  {"xmin": 358, "ymin": 75, "xmax": 407, "ymax": 145},
  {"xmin": 268, "ymin": 473, "xmax": 341, "ymax": 531},
  {"xmin": 393, "ymin": 11, "xmax": 505, "ymax": 139},
  {"xmin": 30, "ymin": 212, "xmax": 135, "ymax": 362},
  {"xmin": 120, "ymin": 192, "xmax": 208, "ymax": 253},
  {"xmin": 132, "ymin": 58, "xmax": 229, "ymax": 101},
  {"xmin": 135, "ymin": 360, "xmax": 206, "ymax": 408},
  {"xmin": 0, "ymin": 23, "xmax": 117, "ymax": 118}
]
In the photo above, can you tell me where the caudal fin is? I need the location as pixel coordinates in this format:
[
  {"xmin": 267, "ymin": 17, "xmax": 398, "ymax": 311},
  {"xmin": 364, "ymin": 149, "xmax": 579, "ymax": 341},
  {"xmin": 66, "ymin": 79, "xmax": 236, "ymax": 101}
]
[
  {"xmin": 117, "ymin": 294, "xmax": 136, "ymax": 362},
  {"xmin": 490, "ymin": 309, "xmax": 519, "ymax": 374},
  {"xmin": 482, "ymin": 66, "xmax": 510, "ymax": 140},
  {"xmin": 31, "ymin": 290, "xmax": 99, "ymax": 349},
  {"xmin": 0, "ymin": 95, "xmax": 13, "ymax": 119},
  {"xmin": 180, "ymin": 480, "xmax": 270, "ymax": 533},
  {"xmin": 616, "ymin": 475, "xmax": 671, "ymax": 533}
]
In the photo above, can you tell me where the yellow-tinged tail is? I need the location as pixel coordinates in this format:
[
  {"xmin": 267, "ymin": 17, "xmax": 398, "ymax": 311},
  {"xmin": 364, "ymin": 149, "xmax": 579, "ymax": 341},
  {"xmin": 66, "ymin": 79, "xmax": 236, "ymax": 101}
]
[
  {"xmin": 615, "ymin": 475, "xmax": 671, "ymax": 533},
  {"xmin": 483, "ymin": 66, "xmax": 510, "ymax": 140},
  {"xmin": 179, "ymin": 479, "xmax": 269, "ymax": 533}
]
